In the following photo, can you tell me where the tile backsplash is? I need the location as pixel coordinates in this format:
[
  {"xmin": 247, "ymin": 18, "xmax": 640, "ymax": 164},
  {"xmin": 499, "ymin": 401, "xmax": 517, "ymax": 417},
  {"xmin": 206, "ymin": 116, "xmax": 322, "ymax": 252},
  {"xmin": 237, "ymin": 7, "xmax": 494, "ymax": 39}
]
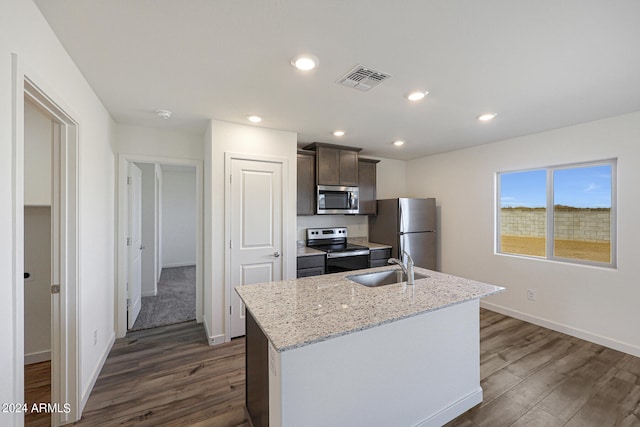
[{"xmin": 296, "ymin": 215, "xmax": 368, "ymax": 241}]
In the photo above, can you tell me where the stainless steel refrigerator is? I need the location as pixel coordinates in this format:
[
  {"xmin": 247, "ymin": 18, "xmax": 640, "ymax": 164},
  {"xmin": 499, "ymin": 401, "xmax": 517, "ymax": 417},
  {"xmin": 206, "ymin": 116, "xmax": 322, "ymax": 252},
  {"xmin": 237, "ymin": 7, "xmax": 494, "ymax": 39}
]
[{"xmin": 368, "ymin": 198, "xmax": 437, "ymax": 270}]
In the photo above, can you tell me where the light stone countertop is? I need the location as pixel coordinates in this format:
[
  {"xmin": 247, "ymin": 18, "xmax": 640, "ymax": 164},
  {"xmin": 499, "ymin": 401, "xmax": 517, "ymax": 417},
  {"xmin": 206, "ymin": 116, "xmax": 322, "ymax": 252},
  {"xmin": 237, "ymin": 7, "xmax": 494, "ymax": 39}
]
[
  {"xmin": 235, "ymin": 265, "xmax": 505, "ymax": 352},
  {"xmin": 296, "ymin": 246, "xmax": 325, "ymax": 257}
]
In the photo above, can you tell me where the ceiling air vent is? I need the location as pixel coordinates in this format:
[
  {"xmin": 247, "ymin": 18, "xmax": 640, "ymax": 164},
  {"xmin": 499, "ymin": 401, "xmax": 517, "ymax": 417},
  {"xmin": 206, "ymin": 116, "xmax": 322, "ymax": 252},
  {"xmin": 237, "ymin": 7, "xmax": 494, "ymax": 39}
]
[{"xmin": 336, "ymin": 65, "xmax": 391, "ymax": 92}]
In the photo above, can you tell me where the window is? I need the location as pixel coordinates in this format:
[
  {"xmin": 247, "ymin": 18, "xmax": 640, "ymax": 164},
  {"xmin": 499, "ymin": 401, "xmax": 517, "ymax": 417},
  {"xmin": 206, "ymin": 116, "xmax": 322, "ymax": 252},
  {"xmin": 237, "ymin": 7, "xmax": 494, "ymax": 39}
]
[{"xmin": 498, "ymin": 160, "xmax": 615, "ymax": 266}]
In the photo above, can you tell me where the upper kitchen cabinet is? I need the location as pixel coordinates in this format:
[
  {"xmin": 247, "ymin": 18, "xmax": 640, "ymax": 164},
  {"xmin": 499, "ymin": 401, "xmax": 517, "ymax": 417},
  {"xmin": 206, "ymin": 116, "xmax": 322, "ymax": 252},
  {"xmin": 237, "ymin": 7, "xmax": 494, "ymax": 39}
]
[
  {"xmin": 303, "ymin": 142, "xmax": 362, "ymax": 186},
  {"xmin": 297, "ymin": 150, "xmax": 316, "ymax": 215},
  {"xmin": 358, "ymin": 158, "xmax": 379, "ymax": 215}
]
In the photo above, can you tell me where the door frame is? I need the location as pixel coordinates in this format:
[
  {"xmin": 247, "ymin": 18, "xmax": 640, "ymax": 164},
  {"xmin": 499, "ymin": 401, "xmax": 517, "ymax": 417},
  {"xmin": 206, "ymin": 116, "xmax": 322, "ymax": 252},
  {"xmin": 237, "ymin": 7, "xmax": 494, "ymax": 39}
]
[
  {"xmin": 115, "ymin": 154, "xmax": 204, "ymax": 338},
  {"xmin": 12, "ymin": 55, "xmax": 80, "ymax": 425},
  {"xmin": 224, "ymin": 152, "xmax": 290, "ymax": 340}
]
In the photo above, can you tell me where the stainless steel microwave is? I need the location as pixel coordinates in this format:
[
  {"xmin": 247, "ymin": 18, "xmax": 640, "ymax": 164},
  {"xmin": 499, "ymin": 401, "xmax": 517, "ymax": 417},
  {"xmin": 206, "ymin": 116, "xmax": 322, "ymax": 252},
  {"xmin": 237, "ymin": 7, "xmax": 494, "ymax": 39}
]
[{"xmin": 317, "ymin": 185, "xmax": 359, "ymax": 214}]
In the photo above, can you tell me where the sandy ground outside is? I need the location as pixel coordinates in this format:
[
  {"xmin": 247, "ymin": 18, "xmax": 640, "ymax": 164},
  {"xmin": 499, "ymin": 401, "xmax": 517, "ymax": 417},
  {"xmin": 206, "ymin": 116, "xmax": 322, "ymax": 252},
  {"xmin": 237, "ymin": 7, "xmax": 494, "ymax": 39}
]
[{"xmin": 500, "ymin": 235, "xmax": 611, "ymax": 263}]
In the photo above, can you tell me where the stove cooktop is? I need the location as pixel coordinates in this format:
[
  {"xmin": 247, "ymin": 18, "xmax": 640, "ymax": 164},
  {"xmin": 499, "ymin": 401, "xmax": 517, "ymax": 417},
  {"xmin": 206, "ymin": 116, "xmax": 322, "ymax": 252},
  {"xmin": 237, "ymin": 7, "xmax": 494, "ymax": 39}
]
[{"xmin": 307, "ymin": 242, "xmax": 369, "ymax": 254}]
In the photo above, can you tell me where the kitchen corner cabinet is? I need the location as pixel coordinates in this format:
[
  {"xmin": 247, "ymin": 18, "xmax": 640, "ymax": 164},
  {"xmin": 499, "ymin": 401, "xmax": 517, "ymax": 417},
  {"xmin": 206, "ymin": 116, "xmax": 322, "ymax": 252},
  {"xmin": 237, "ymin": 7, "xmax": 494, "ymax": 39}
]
[
  {"xmin": 369, "ymin": 247, "xmax": 391, "ymax": 267},
  {"xmin": 358, "ymin": 158, "xmax": 379, "ymax": 215},
  {"xmin": 303, "ymin": 142, "xmax": 362, "ymax": 187},
  {"xmin": 296, "ymin": 151, "xmax": 316, "ymax": 215}
]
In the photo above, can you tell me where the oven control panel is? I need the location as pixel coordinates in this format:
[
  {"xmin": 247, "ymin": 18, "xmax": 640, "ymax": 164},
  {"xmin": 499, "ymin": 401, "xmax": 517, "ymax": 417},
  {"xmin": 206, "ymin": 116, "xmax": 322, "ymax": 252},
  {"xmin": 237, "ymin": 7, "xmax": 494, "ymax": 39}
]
[{"xmin": 307, "ymin": 227, "xmax": 348, "ymax": 240}]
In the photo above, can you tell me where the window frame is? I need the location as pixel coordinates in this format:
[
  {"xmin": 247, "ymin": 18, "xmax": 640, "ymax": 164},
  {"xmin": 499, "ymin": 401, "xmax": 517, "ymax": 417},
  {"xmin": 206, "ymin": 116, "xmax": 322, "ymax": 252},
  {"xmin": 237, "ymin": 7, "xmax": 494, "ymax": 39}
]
[{"xmin": 496, "ymin": 159, "xmax": 617, "ymax": 268}]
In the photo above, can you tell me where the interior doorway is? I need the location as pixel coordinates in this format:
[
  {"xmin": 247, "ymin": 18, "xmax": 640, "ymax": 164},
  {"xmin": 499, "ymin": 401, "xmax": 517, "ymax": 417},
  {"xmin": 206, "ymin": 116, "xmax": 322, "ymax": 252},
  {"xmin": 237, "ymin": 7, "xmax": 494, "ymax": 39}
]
[
  {"xmin": 15, "ymin": 70, "xmax": 80, "ymax": 426},
  {"xmin": 127, "ymin": 163, "xmax": 198, "ymax": 331},
  {"xmin": 116, "ymin": 156, "xmax": 203, "ymax": 338}
]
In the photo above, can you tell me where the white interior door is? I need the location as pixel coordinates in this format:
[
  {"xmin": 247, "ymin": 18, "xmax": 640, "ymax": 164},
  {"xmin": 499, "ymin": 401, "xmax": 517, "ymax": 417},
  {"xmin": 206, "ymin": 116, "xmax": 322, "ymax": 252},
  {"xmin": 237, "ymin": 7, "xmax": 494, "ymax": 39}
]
[
  {"xmin": 127, "ymin": 163, "xmax": 143, "ymax": 329},
  {"xmin": 230, "ymin": 158, "xmax": 283, "ymax": 338}
]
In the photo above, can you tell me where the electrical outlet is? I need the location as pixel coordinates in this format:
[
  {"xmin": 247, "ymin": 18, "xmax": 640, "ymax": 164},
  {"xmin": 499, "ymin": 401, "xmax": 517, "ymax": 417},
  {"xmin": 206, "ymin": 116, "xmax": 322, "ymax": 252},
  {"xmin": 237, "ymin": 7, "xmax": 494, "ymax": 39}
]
[
  {"xmin": 93, "ymin": 330, "xmax": 98, "ymax": 346},
  {"xmin": 527, "ymin": 289, "xmax": 537, "ymax": 301}
]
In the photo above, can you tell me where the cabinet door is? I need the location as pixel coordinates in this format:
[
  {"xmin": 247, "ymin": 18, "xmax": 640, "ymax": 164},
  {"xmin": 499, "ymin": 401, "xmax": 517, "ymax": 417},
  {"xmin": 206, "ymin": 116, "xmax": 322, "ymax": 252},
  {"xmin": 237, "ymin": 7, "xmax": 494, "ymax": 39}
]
[
  {"xmin": 317, "ymin": 146, "xmax": 340, "ymax": 186},
  {"xmin": 339, "ymin": 150, "xmax": 359, "ymax": 186},
  {"xmin": 297, "ymin": 153, "xmax": 315, "ymax": 215},
  {"xmin": 358, "ymin": 160, "xmax": 376, "ymax": 214}
]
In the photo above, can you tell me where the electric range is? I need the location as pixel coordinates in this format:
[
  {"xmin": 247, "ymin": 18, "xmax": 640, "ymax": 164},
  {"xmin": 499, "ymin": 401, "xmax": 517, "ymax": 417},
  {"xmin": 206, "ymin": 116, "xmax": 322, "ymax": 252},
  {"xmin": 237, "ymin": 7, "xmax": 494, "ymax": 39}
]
[{"xmin": 307, "ymin": 227, "xmax": 370, "ymax": 273}]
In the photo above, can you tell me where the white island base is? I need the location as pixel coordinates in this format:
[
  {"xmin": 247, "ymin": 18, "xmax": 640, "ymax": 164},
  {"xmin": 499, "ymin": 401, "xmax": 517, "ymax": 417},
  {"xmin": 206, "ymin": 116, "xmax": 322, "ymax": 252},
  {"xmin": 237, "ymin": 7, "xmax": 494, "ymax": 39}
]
[{"xmin": 266, "ymin": 299, "xmax": 482, "ymax": 427}]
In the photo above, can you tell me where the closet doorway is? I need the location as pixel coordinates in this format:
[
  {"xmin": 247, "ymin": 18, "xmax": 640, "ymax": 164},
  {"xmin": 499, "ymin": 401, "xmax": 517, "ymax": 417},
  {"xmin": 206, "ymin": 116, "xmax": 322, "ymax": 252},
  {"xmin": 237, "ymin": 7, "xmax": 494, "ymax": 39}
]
[{"xmin": 19, "ymin": 74, "xmax": 80, "ymax": 426}]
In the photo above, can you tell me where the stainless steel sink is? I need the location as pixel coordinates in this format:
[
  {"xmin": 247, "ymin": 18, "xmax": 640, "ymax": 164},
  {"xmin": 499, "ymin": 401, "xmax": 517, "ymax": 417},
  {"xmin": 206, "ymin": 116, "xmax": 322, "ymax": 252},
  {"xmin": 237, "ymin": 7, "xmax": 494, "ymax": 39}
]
[{"xmin": 346, "ymin": 269, "xmax": 429, "ymax": 287}]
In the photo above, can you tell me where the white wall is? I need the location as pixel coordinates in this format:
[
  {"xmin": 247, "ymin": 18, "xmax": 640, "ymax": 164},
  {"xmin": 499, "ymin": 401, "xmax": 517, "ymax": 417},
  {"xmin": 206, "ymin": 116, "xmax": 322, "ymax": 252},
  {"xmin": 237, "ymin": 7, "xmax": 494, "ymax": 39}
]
[
  {"xmin": 375, "ymin": 157, "xmax": 408, "ymax": 199},
  {"xmin": 24, "ymin": 98, "xmax": 52, "ymax": 206},
  {"xmin": 114, "ymin": 123, "xmax": 203, "ymax": 160},
  {"xmin": 137, "ymin": 163, "xmax": 157, "ymax": 296},
  {"xmin": 205, "ymin": 120, "xmax": 297, "ymax": 343},
  {"xmin": 24, "ymin": 207, "xmax": 51, "ymax": 364},
  {"xmin": 1, "ymin": 0, "xmax": 116, "ymax": 420},
  {"xmin": 406, "ymin": 111, "xmax": 640, "ymax": 356},
  {"xmin": 161, "ymin": 166, "xmax": 197, "ymax": 267}
]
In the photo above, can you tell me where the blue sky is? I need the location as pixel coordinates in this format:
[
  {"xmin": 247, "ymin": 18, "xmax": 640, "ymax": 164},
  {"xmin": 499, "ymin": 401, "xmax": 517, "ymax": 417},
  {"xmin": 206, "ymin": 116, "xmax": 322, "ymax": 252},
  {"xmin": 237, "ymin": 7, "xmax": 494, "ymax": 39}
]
[{"xmin": 500, "ymin": 165, "xmax": 612, "ymax": 208}]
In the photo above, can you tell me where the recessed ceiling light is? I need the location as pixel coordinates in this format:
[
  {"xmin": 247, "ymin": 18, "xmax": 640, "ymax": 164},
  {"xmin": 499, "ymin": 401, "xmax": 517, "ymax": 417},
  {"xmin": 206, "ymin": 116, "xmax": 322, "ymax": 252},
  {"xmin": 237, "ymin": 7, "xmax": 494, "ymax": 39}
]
[
  {"xmin": 155, "ymin": 109, "xmax": 172, "ymax": 120},
  {"xmin": 478, "ymin": 113, "xmax": 497, "ymax": 122},
  {"xmin": 406, "ymin": 91, "xmax": 428, "ymax": 101},
  {"xmin": 247, "ymin": 115, "xmax": 262, "ymax": 123},
  {"xmin": 291, "ymin": 54, "xmax": 319, "ymax": 71},
  {"xmin": 333, "ymin": 130, "xmax": 345, "ymax": 137},
  {"xmin": 393, "ymin": 140, "xmax": 405, "ymax": 146}
]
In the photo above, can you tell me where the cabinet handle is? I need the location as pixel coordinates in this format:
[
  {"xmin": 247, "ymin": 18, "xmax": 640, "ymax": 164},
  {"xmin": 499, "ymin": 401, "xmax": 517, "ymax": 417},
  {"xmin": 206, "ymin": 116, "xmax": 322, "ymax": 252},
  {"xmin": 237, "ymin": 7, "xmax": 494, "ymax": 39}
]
[{"xmin": 273, "ymin": 252, "xmax": 281, "ymax": 258}]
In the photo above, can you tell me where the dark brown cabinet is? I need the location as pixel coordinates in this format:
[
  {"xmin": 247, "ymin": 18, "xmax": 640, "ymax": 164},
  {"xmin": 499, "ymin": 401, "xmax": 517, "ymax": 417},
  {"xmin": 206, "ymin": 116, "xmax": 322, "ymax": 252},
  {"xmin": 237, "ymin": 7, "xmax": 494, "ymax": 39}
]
[
  {"xmin": 297, "ymin": 254, "xmax": 325, "ymax": 278},
  {"xmin": 358, "ymin": 158, "xmax": 379, "ymax": 215},
  {"xmin": 296, "ymin": 151, "xmax": 315, "ymax": 215},
  {"xmin": 303, "ymin": 142, "xmax": 361, "ymax": 187},
  {"xmin": 246, "ymin": 312, "xmax": 269, "ymax": 427},
  {"xmin": 369, "ymin": 247, "xmax": 392, "ymax": 268}
]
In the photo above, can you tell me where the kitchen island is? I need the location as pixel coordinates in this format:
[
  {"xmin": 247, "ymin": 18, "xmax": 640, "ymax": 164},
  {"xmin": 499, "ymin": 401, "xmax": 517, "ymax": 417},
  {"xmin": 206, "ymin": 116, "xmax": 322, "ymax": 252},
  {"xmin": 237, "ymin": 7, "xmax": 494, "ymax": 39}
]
[{"xmin": 235, "ymin": 265, "xmax": 504, "ymax": 427}]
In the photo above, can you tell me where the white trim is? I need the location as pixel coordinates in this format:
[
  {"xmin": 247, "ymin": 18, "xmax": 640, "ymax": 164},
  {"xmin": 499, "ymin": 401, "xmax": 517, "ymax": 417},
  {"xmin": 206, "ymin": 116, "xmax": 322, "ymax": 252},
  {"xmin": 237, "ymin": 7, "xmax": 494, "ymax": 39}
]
[
  {"xmin": 14, "ymin": 56, "xmax": 81, "ymax": 426},
  {"xmin": 481, "ymin": 301, "xmax": 640, "ymax": 358},
  {"xmin": 224, "ymin": 152, "xmax": 290, "ymax": 342},
  {"xmin": 24, "ymin": 350, "xmax": 51, "ymax": 365},
  {"xmin": 415, "ymin": 388, "xmax": 483, "ymax": 427},
  {"xmin": 80, "ymin": 332, "xmax": 115, "ymax": 412},
  {"xmin": 116, "ymin": 154, "xmax": 204, "ymax": 338},
  {"xmin": 11, "ymin": 53, "xmax": 25, "ymax": 427},
  {"xmin": 141, "ymin": 290, "xmax": 158, "ymax": 297}
]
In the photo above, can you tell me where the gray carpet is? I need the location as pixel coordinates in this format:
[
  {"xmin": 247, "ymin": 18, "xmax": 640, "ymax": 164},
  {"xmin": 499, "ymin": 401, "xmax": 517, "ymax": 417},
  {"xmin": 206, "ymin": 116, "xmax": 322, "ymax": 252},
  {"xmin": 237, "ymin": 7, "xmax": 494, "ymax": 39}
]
[{"xmin": 130, "ymin": 265, "xmax": 196, "ymax": 331}]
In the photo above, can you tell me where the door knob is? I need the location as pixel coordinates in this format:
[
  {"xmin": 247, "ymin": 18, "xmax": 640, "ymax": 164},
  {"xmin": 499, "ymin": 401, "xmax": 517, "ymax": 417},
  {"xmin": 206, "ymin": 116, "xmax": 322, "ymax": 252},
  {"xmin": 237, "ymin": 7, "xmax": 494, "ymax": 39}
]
[{"xmin": 273, "ymin": 251, "xmax": 280, "ymax": 258}]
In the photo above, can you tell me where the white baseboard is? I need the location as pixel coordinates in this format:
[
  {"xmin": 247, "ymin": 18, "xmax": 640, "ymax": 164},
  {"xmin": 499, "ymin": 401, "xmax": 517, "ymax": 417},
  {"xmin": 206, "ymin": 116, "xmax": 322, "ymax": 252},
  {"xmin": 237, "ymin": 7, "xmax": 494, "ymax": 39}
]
[
  {"xmin": 202, "ymin": 316, "xmax": 226, "ymax": 346},
  {"xmin": 25, "ymin": 350, "xmax": 51, "ymax": 365},
  {"xmin": 416, "ymin": 387, "xmax": 483, "ymax": 427},
  {"xmin": 80, "ymin": 331, "xmax": 116, "ymax": 414},
  {"xmin": 162, "ymin": 262, "xmax": 196, "ymax": 268},
  {"xmin": 141, "ymin": 290, "xmax": 157, "ymax": 297},
  {"xmin": 481, "ymin": 301, "xmax": 640, "ymax": 358}
]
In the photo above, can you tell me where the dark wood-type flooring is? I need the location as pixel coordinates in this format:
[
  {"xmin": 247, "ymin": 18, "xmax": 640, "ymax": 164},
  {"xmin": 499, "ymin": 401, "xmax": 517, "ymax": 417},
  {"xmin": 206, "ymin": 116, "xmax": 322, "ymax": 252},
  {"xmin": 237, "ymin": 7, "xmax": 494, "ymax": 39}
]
[
  {"xmin": 74, "ymin": 321, "xmax": 249, "ymax": 426},
  {"xmin": 25, "ymin": 360, "xmax": 51, "ymax": 426},
  {"xmin": 446, "ymin": 309, "xmax": 640, "ymax": 427},
  {"xmin": 21, "ymin": 310, "xmax": 638, "ymax": 426}
]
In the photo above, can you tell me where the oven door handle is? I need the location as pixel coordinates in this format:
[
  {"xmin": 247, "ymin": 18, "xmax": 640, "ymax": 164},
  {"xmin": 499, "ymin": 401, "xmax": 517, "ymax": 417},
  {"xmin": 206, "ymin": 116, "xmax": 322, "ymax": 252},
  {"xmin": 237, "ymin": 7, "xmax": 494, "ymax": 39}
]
[{"xmin": 326, "ymin": 250, "xmax": 370, "ymax": 259}]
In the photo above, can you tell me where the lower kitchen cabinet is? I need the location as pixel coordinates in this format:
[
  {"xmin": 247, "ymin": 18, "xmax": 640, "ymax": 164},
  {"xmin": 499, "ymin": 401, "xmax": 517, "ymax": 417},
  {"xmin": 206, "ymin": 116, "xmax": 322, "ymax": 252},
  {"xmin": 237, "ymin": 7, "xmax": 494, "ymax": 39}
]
[
  {"xmin": 369, "ymin": 247, "xmax": 391, "ymax": 268},
  {"xmin": 297, "ymin": 254, "xmax": 325, "ymax": 278}
]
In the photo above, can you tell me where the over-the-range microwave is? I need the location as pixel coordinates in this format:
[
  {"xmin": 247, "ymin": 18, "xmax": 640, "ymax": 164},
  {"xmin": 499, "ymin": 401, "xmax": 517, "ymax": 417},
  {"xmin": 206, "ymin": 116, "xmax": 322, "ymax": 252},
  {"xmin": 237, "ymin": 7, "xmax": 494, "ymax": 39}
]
[{"xmin": 317, "ymin": 185, "xmax": 359, "ymax": 214}]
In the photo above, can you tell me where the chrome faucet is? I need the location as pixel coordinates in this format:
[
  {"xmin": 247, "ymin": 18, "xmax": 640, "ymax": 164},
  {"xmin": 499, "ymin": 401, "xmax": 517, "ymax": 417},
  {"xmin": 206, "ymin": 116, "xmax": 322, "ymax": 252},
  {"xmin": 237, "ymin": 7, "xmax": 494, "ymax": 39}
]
[{"xmin": 388, "ymin": 250, "xmax": 415, "ymax": 285}]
